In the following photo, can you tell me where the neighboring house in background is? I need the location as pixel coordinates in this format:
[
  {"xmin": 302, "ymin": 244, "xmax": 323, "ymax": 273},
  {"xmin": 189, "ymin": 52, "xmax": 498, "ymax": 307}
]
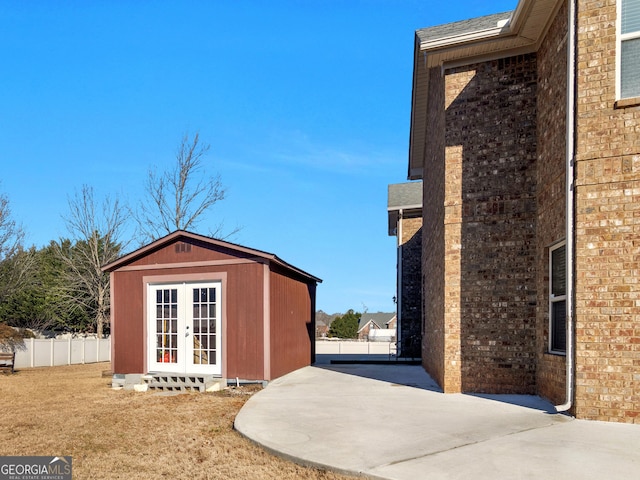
[
  {"xmin": 408, "ymin": 0, "xmax": 640, "ymax": 422},
  {"xmin": 102, "ymin": 230, "xmax": 321, "ymax": 386},
  {"xmin": 315, "ymin": 317, "xmax": 330, "ymax": 338},
  {"xmin": 314, "ymin": 310, "xmax": 339, "ymax": 338},
  {"xmin": 357, "ymin": 313, "xmax": 397, "ymax": 341},
  {"xmin": 388, "ymin": 181, "xmax": 423, "ymax": 358}
]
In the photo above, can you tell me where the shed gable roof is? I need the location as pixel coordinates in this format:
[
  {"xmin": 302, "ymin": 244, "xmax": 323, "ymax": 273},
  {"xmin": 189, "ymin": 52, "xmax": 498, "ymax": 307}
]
[{"xmin": 102, "ymin": 230, "xmax": 322, "ymax": 284}]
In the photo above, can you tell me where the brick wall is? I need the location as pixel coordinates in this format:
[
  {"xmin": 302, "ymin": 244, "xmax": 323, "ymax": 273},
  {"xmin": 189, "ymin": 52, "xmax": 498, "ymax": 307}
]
[
  {"xmin": 422, "ymin": 65, "xmax": 452, "ymax": 391},
  {"xmin": 399, "ymin": 215, "xmax": 422, "ymax": 356},
  {"xmin": 422, "ymin": 53, "xmax": 539, "ymax": 394},
  {"xmin": 574, "ymin": 0, "xmax": 640, "ymax": 422},
  {"xmin": 448, "ymin": 55, "xmax": 538, "ymax": 394},
  {"xmin": 535, "ymin": 0, "xmax": 568, "ymax": 407}
]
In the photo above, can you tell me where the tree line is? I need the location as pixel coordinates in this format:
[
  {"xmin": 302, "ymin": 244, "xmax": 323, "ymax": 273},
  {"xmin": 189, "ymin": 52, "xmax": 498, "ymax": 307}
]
[{"xmin": 0, "ymin": 133, "xmax": 235, "ymax": 341}]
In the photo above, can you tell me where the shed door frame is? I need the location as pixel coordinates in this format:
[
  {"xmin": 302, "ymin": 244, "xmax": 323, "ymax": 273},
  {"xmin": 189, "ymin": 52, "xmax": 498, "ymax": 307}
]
[{"xmin": 143, "ymin": 273, "xmax": 227, "ymax": 377}]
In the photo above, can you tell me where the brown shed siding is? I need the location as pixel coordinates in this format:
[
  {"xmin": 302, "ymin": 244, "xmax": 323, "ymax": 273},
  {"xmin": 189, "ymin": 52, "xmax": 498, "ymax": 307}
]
[
  {"xmin": 113, "ymin": 262, "xmax": 267, "ymax": 380},
  {"xmin": 269, "ymin": 266, "xmax": 316, "ymax": 380},
  {"xmin": 129, "ymin": 238, "xmax": 255, "ymax": 266},
  {"xmin": 105, "ymin": 231, "xmax": 320, "ymax": 382},
  {"xmin": 111, "ymin": 270, "xmax": 146, "ymax": 374},
  {"xmin": 223, "ymin": 262, "xmax": 265, "ymax": 381}
]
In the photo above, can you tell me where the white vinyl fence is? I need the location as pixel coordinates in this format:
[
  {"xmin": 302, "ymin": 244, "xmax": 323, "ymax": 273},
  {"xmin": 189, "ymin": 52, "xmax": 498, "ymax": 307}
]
[
  {"xmin": 13, "ymin": 337, "xmax": 111, "ymax": 368},
  {"xmin": 316, "ymin": 340, "xmax": 395, "ymax": 355}
]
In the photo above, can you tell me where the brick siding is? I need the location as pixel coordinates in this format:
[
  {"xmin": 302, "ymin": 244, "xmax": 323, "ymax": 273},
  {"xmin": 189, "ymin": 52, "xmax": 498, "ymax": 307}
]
[
  {"xmin": 574, "ymin": 0, "xmax": 640, "ymax": 422},
  {"xmin": 423, "ymin": 65, "xmax": 451, "ymax": 390},
  {"xmin": 417, "ymin": 0, "xmax": 640, "ymax": 421},
  {"xmin": 423, "ymin": 54, "xmax": 539, "ymax": 394},
  {"xmin": 535, "ymin": 0, "xmax": 568, "ymax": 407},
  {"xmin": 399, "ymin": 216, "xmax": 422, "ymax": 356}
]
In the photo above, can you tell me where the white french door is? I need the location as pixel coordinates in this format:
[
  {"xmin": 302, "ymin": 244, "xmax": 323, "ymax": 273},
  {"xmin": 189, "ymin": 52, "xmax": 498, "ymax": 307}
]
[{"xmin": 147, "ymin": 282, "xmax": 221, "ymax": 375}]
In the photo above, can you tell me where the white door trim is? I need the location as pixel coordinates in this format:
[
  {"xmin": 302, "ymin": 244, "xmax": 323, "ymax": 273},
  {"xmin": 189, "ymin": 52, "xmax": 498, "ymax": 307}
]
[{"xmin": 143, "ymin": 273, "xmax": 226, "ymax": 377}]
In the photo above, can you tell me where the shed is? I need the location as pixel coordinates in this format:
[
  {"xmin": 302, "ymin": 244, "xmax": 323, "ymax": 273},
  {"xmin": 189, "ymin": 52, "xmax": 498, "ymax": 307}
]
[{"xmin": 102, "ymin": 230, "xmax": 321, "ymax": 385}]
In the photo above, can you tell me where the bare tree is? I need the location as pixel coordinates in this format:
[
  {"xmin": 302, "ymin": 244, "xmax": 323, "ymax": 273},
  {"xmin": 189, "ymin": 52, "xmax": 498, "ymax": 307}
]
[
  {"xmin": 0, "ymin": 191, "xmax": 32, "ymax": 305},
  {"xmin": 134, "ymin": 132, "xmax": 237, "ymax": 243},
  {"xmin": 0, "ymin": 192, "xmax": 23, "ymax": 262},
  {"xmin": 57, "ymin": 185, "xmax": 129, "ymax": 338}
]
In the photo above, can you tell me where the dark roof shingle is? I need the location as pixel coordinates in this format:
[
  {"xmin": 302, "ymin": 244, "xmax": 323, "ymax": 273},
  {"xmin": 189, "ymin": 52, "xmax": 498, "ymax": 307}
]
[{"xmin": 416, "ymin": 11, "xmax": 513, "ymax": 44}]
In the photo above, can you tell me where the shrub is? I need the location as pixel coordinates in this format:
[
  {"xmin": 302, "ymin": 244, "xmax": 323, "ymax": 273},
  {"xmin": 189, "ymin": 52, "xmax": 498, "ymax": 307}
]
[{"xmin": 0, "ymin": 323, "xmax": 28, "ymax": 352}]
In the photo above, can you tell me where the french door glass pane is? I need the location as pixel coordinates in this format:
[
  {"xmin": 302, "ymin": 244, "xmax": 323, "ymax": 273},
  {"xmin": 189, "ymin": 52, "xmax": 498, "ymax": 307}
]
[
  {"xmin": 192, "ymin": 287, "xmax": 217, "ymax": 366},
  {"xmin": 155, "ymin": 288, "xmax": 178, "ymax": 364}
]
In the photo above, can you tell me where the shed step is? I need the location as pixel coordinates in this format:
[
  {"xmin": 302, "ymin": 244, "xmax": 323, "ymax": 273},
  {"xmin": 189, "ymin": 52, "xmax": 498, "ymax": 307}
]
[{"xmin": 143, "ymin": 374, "xmax": 224, "ymax": 393}]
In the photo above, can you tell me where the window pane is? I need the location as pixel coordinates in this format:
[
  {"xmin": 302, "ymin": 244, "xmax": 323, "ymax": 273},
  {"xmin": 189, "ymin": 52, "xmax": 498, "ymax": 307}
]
[
  {"xmin": 163, "ymin": 290, "xmax": 169, "ymax": 303},
  {"xmin": 551, "ymin": 245, "xmax": 566, "ymax": 296},
  {"xmin": 621, "ymin": 38, "xmax": 640, "ymax": 98},
  {"xmin": 622, "ymin": 0, "xmax": 640, "ymax": 34},
  {"xmin": 551, "ymin": 300, "xmax": 567, "ymax": 352},
  {"xmin": 156, "ymin": 290, "xmax": 162, "ymax": 303},
  {"xmin": 209, "ymin": 288, "xmax": 216, "ymax": 303}
]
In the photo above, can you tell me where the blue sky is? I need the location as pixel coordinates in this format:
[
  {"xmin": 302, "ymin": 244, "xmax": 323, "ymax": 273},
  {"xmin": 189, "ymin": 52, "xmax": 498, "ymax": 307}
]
[{"xmin": 0, "ymin": 0, "xmax": 515, "ymax": 314}]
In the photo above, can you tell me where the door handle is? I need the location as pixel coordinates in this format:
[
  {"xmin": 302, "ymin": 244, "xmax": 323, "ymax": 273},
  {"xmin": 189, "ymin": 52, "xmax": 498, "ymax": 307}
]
[{"xmin": 185, "ymin": 325, "xmax": 190, "ymax": 337}]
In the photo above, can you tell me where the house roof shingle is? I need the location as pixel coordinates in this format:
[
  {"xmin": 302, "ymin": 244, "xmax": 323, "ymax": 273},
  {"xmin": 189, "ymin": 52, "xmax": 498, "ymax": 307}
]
[
  {"xmin": 416, "ymin": 11, "xmax": 513, "ymax": 44},
  {"xmin": 357, "ymin": 312, "xmax": 396, "ymax": 333},
  {"xmin": 388, "ymin": 181, "xmax": 423, "ymax": 210}
]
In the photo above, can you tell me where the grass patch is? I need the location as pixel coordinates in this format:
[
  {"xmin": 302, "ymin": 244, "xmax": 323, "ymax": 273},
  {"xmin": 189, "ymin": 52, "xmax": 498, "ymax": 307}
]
[{"xmin": 0, "ymin": 363, "xmax": 355, "ymax": 479}]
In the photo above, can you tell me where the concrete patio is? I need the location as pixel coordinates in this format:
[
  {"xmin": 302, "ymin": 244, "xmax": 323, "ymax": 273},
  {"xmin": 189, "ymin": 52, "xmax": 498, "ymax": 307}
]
[{"xmin": 235, "ymin": 361, "xmax": 640, "ymax": 479}]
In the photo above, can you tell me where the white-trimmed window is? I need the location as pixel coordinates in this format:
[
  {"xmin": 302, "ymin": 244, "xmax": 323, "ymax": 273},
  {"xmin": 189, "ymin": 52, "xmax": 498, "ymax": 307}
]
[
  {"xmin": 549, "ymin": 242, "xmax": 566, "ymax": 354},
  {"xmin": 618, "ymin": 0, "xmax": 640, "ymax": 99}
]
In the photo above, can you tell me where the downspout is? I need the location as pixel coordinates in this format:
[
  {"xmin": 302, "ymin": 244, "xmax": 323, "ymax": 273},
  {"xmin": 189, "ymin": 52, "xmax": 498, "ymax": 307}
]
[
  {"xmin": 556, "ymin": 0, "xmax": 576, "ymax": 413},
  {"xmin": 397, "ymin": 209, "xmax": 403, "ymax": 356}
]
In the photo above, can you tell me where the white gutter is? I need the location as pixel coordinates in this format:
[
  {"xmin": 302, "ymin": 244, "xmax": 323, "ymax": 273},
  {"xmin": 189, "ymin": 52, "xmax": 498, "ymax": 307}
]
[{"xmin": 556, "ymin": 0, "xmax": 576, "ymax": 413}]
